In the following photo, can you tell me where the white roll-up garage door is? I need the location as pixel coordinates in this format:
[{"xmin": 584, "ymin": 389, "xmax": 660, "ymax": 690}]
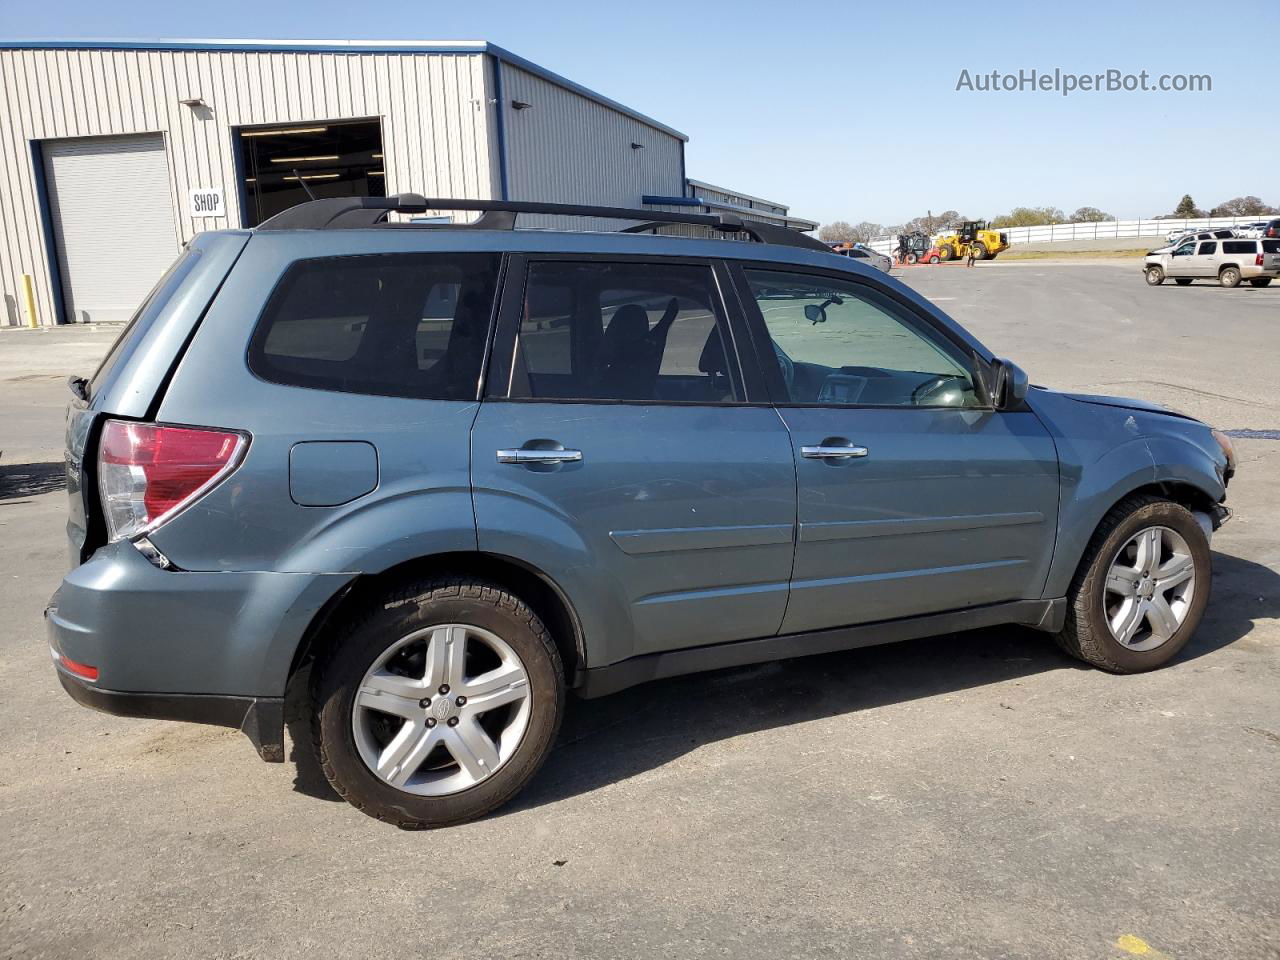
[{"xmin": 43, "ymin": 134, "xmax": 179, "ymax": 323}]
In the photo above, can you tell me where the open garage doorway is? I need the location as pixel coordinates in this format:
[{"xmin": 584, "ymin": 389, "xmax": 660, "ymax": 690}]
[{"xmin": 237, "ymin": 118, "xmax": 385, "ymax": 226}]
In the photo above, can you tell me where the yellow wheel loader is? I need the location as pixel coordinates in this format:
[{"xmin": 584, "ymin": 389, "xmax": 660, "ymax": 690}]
[{"xmin": 934, "ymin": 221, "xmax": 1010, "ymax": 261}]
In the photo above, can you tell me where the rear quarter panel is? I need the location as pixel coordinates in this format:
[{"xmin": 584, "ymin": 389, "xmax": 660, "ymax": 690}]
[{"xmin": 147, "ymin": 232, "xmax": 480, "ymax": 575}]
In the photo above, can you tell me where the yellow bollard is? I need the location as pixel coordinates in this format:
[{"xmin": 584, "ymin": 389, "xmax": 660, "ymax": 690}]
[{"xmin": 20, "ymin": 273, "xmax": 38, "ymax": 328}]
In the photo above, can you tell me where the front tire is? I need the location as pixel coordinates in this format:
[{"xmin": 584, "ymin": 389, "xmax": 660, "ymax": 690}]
[
  {"xmin": 1054, "ymin": 496, "xmax": 1210, "ymax": 673},
  {"xmin": 313, "ymin": 578, "xmax": 564, "ymax": 828},
  {"xmin": 1220, "ymin": 266, "xmax": 1241, "ymax": 287},
  {"xmin": 1145, "ymin": 265, "xmax": 1165, "ymax": 285},
  {"xmin": 938, "ymin": 246, "xmax": 953, "ymax": 262}
]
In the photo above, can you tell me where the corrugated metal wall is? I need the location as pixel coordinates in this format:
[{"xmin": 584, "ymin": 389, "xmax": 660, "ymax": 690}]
[
  {"xmin": 0, "ymin": 48, "xmax": 498, "ymax": 325},
  {"xmin": 498, "ymin": 63, "xmax": 684, "ymax": 231}
]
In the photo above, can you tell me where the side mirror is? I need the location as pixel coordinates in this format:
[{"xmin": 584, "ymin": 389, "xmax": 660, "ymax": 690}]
[{"xmin": 991, "ymin": 358, "xmax": 1029, "ymax": 409}]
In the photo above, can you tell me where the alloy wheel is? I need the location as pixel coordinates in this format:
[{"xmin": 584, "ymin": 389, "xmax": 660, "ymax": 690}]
[
  {"xmin": 352, "ymin": 623, "xmax": 532, "ymax": 796},
  {"xmin": 1102, "ymin": 526, "xmax": 1196, "ymax": 652}
]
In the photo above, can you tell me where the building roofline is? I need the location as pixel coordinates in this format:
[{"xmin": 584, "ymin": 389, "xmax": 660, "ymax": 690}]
[
  {"xmin": 643, "ymin": 194, "xmax": 817, "ymax": 232},
  {"xmin": 0, "ymin": 37, "xmax": 689, "ymax": 141},
  {"xmin": 685, "ymin": 178, "xmax": 792, "ymax": 212}
]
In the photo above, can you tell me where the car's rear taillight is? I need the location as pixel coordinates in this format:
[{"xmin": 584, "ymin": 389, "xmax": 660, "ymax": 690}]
[
  {"xmin": 1257, "ymin": 253, "xmax": 1265, "ymax": 267},
  {"xmin": 98, "ymin": 420, "xmax": 247, "ymax": 542}
]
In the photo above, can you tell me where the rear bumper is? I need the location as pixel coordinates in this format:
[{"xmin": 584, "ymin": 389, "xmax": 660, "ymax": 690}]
[
  {"xmin": 55, "ymin": 667, "xmax": 285, "ymax": 761},
  {"xmin": 46, "ymin": 540, "xmax": 352, "ymax": 759}
]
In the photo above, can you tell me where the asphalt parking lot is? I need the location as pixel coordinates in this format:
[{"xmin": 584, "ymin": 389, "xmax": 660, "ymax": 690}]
[{"xmin": 1, "ymin": 259, "xmax": 1277, "ymax": 959}]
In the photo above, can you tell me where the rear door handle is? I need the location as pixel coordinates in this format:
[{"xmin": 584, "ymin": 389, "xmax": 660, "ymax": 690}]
[
  {"xmin": 801, "ymin": 439, "xmax": 869, "ymax": 460},
  {"xmin": 496, "ymin": 446, "xmax": 583, "ymax": 465}
]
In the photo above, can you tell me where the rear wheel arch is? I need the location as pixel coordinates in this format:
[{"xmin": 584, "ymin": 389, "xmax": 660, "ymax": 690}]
[{"xmin": 287, "ymin": 552, "xmax": 586, "ymax": 700}]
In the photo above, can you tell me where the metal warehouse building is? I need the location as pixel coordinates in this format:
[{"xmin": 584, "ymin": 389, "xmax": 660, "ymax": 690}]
[{"xmin": 0, "ymin": 39, "xmax": 814, "ymax": 326}]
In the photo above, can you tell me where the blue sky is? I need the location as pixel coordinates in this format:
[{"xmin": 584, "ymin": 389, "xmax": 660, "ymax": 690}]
[{"xmin": 4, "ymin": 0, "xmax": 1277, "ymax": 226}]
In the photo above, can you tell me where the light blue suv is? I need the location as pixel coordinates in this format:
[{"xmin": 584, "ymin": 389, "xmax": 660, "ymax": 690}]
[{"xmin": 48, "ymin": 195, "xmax": 1236, "ymax": 827}]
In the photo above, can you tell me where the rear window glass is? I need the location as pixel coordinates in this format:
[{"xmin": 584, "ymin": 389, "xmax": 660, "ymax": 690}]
[
  {"xmin": 90, "ymin": 248, "xmax": 199, "ymax": 397},
  {"xmin": 248, "ymin": 253, "xmax": 499, "ymax": 400},
  {"xmin": 1223, "ymin": 241, "xmax": 1255, "ymax": 254},
  {"xmin": 1263, "ymin": 240, "xmax": 1280, "ymax": 254}
]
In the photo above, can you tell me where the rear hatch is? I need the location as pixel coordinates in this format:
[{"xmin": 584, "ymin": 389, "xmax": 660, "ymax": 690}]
[
  {"xmin": 1262, "ymin": 239, "xmax": 1280, "ymax": 272},
  {"xmin": 64, "ymin": 231, "xmax": 249, "ymax": 565}
]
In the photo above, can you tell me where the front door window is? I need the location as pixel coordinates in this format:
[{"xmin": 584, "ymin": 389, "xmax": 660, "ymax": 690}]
[{"xmin": 743, "ymin": 269, "xmax": 981, "ymax": 408}]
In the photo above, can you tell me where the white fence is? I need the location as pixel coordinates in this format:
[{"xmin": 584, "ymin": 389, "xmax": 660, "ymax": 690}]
[{"xmin": 866, "ymin": 215, "xmax": 1268, "ymax": 255}]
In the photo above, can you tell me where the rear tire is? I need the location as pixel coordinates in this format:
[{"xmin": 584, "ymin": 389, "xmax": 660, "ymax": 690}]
[
  {"xmin": 1249, "ymin": 277, "xmax": 1271, "ymax": 287},
  {"xmin": 906, "ymin": 253, "xmax": 919, "ymax": 265},
  {"xmin": 938, "ymin": 246, "xmax": 953, "ymax": 262},
  {"xmin": 1054, "ymin": 496, "xmax": 1210, "ymax": 673},
  {"xmin": 313, "ymin": 578, "xmax": 564, "ymax": 828},
  {"xmin": 1174, "ymin": 278, "xmax": 1193, "ymax": 286},
  {"xmin": 1145, "ymin": 265, "xmax": 1165, "ymax": 285},
  {"xmin": 970, "ymin": 242, "xmax": 987, "ymax": 261},
  {"xmin": 928, "ymin": 254, "xmax": 940, "ymax": 264},
  {"xmin": 1220, "ymin": 266, "xmax": 1241, "ymax": 287}
]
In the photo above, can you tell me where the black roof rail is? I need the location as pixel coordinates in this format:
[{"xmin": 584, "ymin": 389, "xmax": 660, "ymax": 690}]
[{"xmin": 255, "ymin": 193, "xmax": 832, "ymax": 253}]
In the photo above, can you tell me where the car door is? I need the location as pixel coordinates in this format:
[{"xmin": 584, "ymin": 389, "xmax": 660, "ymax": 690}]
[
  {"xmin": 732, "ymin": 264, "xmax": 1060, "ymax": 635},
  {"xmin": 1192, "ymin": 240, "xmax": 1218, "ymax": 277},
  {"xmin": 471, "ymin": 255, "xmax": 797, "ymax": 666},
  {"xmin": 1165, "ymin": 240, "xmax": 1197, "ymax": 277}
]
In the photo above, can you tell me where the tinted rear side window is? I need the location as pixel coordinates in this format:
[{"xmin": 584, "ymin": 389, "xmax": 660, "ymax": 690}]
[
  {"xmin": 509, "ymin": 260, "xmax": 741, "ymax": 403},
  {"xmin": 1223, "ymin": 241, "xmax": 1255, "ymax": 255},
  {"xmin": 1263, "ymin": 240, "xmax": 1280, "ymax": 254},
  {"xmin": 249, "ymin": 253, "xmax": 499, "ymax": 400}
]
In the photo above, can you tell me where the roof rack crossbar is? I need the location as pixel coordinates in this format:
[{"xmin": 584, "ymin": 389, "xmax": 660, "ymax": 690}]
[{"xmin": 256, "ymin": 194, "xmax": 830, "ymax": 253}]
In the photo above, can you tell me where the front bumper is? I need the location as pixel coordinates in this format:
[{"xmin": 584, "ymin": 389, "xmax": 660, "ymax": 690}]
[{"xmin": 55, "ymin": 666, "xmax": 285, "ymax": 761}]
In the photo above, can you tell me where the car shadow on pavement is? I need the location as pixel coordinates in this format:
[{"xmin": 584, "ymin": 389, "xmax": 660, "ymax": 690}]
[
  {"xmin": 503, "ymin": 549, "xmax": 1279, "ymax": 816},
  {"xmin": 0, "ymin": 461, "xmax": 65, "ymax": 502},
  {"xmin": 281, "ymin": 550, "xmax": 1278, "ymax": 813}
]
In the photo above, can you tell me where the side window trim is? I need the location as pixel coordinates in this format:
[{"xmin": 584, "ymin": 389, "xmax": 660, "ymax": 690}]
[
  {"xmin": 482, "ymin": 253, "xmax": 766, "ymax": 404},
  {"xmin": 726, "ymin": 261, "xmax": 994, "ymax": 410}
]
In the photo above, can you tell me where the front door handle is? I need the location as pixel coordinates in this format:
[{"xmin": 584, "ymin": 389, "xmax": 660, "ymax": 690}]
[
  {"xmin": 801, "ymin": 438, "xmax": 869, "ymax": 460},
  {"xmin": 497, "ymin": 444, "xmax": 583, "ymax": 465}
]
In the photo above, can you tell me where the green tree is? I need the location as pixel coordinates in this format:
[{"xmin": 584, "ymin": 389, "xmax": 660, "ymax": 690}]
[
  {"xmin": 1070, "ymin": 206, "xmax": 1114, "ymax": 223},
  {"xmin": 1172, "ymin": 194, "xmax": 1204, "ymax": 218},
  {"xmin": 990, "ymin": 206, "xmax": 1066, "ymax": 228}
]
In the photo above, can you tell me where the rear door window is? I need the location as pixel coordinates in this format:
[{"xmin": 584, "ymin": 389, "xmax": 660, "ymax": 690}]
[
  {"xmin": 248, "ymin": 253, "xmax": 499, "ymax": 400},
  {"xmin": 507, "ymin": 260, "xmax": 742, "ymax": 403},
  {"xmin": 1197, "ymin": 241, "xmax": 1217, "ymax": 255}
]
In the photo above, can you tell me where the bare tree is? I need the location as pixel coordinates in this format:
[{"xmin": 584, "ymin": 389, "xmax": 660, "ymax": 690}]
[
  {"xmin": 1209, "ymin": 196, "xmax": 1276, "ymax": 217},
  {"xmin": 818, "ymin": 221, "xmax": 857, "ymax": 243}
]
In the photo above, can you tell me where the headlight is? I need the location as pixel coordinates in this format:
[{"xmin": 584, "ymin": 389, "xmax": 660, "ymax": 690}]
[{"xmin": 1211, "ymin": 428, "xmax": 1237, "ymax": 481}]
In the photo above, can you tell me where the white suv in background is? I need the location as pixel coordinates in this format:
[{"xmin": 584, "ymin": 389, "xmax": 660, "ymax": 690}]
[{"xmin": 1145, "ymin": 237, "xmax": 1280, "ymax": 287}]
